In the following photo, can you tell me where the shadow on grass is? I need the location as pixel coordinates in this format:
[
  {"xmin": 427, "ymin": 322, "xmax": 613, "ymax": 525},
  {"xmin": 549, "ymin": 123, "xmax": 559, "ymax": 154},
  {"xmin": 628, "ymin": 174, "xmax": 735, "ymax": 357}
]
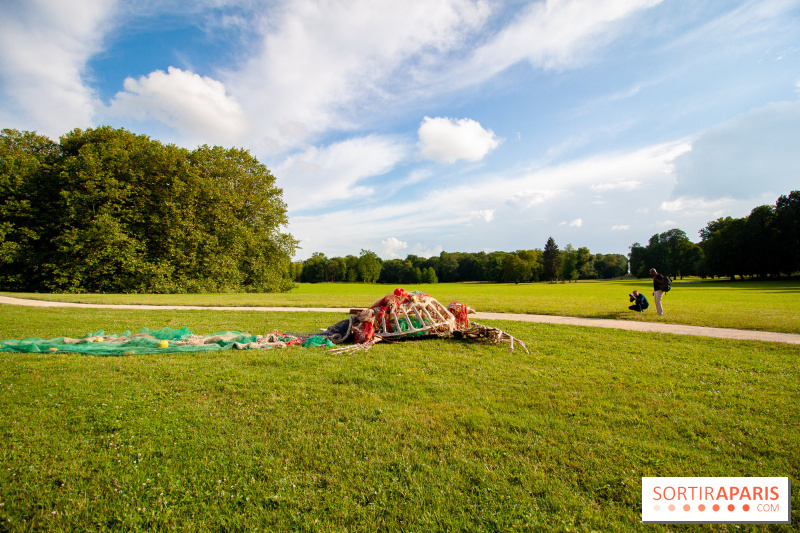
[{"xmin": 594, "ymin": 311, "xmax": 645, "ymax": 320}]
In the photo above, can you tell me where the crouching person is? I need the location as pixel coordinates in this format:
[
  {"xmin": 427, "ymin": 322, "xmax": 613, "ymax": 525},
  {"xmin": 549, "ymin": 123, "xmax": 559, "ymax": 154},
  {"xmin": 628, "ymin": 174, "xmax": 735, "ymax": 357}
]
[{"xmin": 628, "ymin": 290, "xmax": 649, "ymax": 312}]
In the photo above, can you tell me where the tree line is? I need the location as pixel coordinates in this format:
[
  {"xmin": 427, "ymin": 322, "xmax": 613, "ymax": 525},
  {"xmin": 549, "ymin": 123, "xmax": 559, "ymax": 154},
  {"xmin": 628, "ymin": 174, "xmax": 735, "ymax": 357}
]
[
  {"xmin": 0, "ymin": 127, "xmax": 297, "ymax": 293},
  {"xmin": 291, "ymin": 241, "xmax": 629, "ymax": 284},
  {"xmin": 630, "ymin": 191, "xmax": 799, "ymax": 280},
  {"xmin": 296, "ymin": 189, "xmax": 800, "ymax": 285}
]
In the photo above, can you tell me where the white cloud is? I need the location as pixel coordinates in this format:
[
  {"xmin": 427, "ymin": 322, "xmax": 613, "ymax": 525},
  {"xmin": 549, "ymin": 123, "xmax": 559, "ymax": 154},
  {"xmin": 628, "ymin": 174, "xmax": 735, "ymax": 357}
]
[
  {"xmin": 409, "ymin": 244, "xmax": 444, "ymax": 259},
  {"xmin": 108, "ymin": 67, "xmax": 247, "ymax": 145},
  {"xmin": 569, "ymin": 218, "xmax": 583, "ymax": 227},
  {"xmin": 667, "ymin": 0, "xmax": 799, "ymax": 53},
  {"xmin": 508, "ymin": 189, "xmax": 563, "ymax": 209},
  {"xmin": 591, "ymin": 180, "xmax": 641, "ymax": 192},
  {"xmin": 0, "ymin": 0, "xmax": 116, "ymax": 136},
  {"xmin": 470, "ymin": 209, "xmax": 495, "ymax": 222},
  {"xmin": 381, "ymin": 237, "xmax": 408, "ymax": 259},
  {"xmin": 505, "ymin": 140, "xmax": 687, "ymax": 211},
  {"xmin": 417, "ymin": 116, "xmax": 501, "ymax": 163},
  {"xmin": 276, "ymin": 135, "xmax": 409, "ymax": 211},
  {"xmin": 230, "ymin": 0, "xmax": 491, "ymax": 153},
  {"xmin": 611, "ymin": 225, "xmax": 630, "ymax": 230},
  {"xmin": 449, "ymin": 0, "xmax": 663, "ymax": 85},
  {"xmin": 405, "ymin": 169, "xmax": 434, "ymax": 185},
  {"xmin": 660, "ymin": 196, "xmax": 734, "ymax": 214}
]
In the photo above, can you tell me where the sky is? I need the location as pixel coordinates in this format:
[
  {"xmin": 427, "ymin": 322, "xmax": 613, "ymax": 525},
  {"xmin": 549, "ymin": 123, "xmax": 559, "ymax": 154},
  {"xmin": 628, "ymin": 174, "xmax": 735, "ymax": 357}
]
[{"xmin": 2, "ymin": 0, "xmax": 799, "ymax": 261}]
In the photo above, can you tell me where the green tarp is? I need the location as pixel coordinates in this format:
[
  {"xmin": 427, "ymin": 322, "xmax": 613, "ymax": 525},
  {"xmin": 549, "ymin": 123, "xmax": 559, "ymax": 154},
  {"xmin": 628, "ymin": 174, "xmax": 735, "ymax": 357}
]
[{"xmin": 0, "ymin": 327, "xmax": 333, "ymax": 356}]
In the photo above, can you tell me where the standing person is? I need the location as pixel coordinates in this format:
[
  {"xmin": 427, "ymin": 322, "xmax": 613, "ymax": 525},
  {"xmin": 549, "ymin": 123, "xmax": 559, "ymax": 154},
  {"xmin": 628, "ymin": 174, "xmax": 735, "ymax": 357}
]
[
  {"xmin": 649, "ymin": 268, "xmax": 669, "ymax": 316},
  {"xmin": 628, "ymin": 290, "xmax": 649, "ymax": 312}
]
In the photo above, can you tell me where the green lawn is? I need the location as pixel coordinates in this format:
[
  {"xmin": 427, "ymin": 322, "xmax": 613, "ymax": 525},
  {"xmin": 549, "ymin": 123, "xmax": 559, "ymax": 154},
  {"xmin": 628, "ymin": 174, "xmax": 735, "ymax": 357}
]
[
  {"xmin": 1, "ymin": 305, "xmax": 799, "ymax": 532},
  {"xmin": 4, "ymin": 278, "xmax": 800, "ymax": 333}
]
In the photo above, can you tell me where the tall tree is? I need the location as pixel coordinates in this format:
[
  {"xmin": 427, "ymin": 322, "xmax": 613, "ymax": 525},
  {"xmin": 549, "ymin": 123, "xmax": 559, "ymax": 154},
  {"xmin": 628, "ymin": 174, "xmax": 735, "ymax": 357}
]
[
  {"xmin": 628, "ymin": 242, "xmax": 648, "ymax": 278},
  {"xmin": 344, "ymin": 255, "xmax": 359, "ymax": 282},
  {"xmin": 743, "ymin": 205, "xmax": 779, "ymax": 278},
  {"xmin": 516, "ymin": 249, "xmax": 543, "ymax": 282},
  {"xmin": 327, "ymin": 257, "xmax": 348, "ymax": 282},
  {"xmin": 775, "ymin": 190, "xmax": 800, "ymax": 275},
  {"xmin": 699, "ymin": 217, "xmax": 748, "ymax": 280},
  {"xmin": 358, "ymin": 249, "xmax": 382, "ymax": 282},
  {"xmin": 575, "ymin": 246, "xmax": 594, "ymax": 279},
  {"xmin": 501, "ymin": 254, "xmax": 531, "ymax": 284},
  {"xmin": 421, "ymin": 266, "xmax": 438, "ymax": 284},
  {"xmin": 437, "ymin": 251, "xmax": 460, "ymax": 282},
  {"xmin": 0, "ymin": 129, "xmax": 59, "ymax": 289},
  {"xmin": 560, "ymin": 244, "xmax": 579, "ymax": 282},
  {"xmin": 542, "ymin": 237, "xmax": 562, "ymax": 282}
]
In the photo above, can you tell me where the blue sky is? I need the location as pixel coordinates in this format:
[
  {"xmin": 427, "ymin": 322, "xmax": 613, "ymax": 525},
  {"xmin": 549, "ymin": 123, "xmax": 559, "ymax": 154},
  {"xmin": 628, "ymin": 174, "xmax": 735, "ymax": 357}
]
[{"xmin": 2, "ymin": 0, "xmax": 799, "ymax": 260}]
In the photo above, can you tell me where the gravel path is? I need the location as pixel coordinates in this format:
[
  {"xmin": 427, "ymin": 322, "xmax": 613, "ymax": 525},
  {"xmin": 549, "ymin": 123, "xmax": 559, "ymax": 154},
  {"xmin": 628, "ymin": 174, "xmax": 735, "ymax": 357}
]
[{"xmin": 2, "ymin": 295, "xmax": 799, "ymax": 345}]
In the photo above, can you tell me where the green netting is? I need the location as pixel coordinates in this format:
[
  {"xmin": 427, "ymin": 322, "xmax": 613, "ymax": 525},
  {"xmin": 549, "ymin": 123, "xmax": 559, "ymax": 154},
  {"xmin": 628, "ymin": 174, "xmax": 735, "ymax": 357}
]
[
  {"xmin": 300, "ymin": 335, "xmax": 335, "ymax": 348},
  {"xmin": 396, "ymin": 316, "xmax": 428, "ymax": 337},
  {"xmin": 0, "ymin": 327, "xmax": 307, "ymax": 356}
]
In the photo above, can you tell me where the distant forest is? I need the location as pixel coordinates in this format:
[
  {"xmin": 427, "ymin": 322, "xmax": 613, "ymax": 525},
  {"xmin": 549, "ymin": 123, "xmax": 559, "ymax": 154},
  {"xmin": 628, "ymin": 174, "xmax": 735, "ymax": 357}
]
[{"xmin": 293, "ymin": 190, "xmax": 800, "ymax": 284}]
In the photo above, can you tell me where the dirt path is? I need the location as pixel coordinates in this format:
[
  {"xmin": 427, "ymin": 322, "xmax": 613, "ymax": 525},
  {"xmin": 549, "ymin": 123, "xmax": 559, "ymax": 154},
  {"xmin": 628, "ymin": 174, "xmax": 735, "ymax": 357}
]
[{"xmin": 2, "ymin": 295, "xmax": 799, "ymax": 345}]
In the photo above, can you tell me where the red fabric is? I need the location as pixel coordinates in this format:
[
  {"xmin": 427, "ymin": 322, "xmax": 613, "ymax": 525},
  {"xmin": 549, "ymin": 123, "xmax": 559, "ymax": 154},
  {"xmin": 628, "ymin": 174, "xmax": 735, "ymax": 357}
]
[
  {"xmin": 450, "ymin": 302, "xmax": 470, "ymax": 328},
  {"xmin": 375, "ymin": 309, "xmax": 387, "ymax": 332},
  {"xmin": 355, "ymin": 321, "xmax": 375, "ymax": 344}
]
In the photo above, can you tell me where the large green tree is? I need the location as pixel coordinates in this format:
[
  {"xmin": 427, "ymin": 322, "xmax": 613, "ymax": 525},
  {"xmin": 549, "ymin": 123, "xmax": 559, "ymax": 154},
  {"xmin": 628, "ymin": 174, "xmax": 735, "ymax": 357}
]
[
  {"xmin": 0, "ymin": 126, "xmax": 296, "ymax": 292},
  {"xmin": 357, "ymin": 249, "xmax": 382, "ymax": 283}
]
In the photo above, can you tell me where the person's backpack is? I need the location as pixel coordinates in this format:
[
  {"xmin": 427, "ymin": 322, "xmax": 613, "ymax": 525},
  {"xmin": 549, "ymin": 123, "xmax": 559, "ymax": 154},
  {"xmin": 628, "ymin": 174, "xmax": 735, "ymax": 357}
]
[{"xmin": 662, "ymin": 277, "xmax": 672, "ymax": 292}]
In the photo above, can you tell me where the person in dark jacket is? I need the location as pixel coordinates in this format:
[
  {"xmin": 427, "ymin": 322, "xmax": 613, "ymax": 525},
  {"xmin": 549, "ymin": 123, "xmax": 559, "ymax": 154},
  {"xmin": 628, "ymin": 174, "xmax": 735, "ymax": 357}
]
[
  {"xmin": 650, "ymin": 268, "xmax": 668, "ymax": 316},
  {"xmin": 628, "ymin": 290, "xmax": 649, "ymax": 312}
]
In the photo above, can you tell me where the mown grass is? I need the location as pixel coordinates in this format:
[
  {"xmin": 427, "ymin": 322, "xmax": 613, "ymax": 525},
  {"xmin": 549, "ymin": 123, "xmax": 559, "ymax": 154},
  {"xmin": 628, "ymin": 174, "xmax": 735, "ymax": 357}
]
[
  {"xmin": 1, "ymin": 305, "xmax": 799, "ymax": 532},
  {"xmin": 4, "ymin": 278, "xmax": 800, "ymax": 333}
]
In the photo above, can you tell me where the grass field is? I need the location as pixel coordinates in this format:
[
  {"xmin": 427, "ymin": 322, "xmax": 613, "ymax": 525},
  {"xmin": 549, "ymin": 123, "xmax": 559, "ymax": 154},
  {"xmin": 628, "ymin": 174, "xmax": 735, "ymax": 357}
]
[
  {"xmin": 1, "ymin": 303, "xmax": 799, "ymax": 532},
  {"xmin": 4, "ymin": 278, "xmax": 800, "ymax": 334}
]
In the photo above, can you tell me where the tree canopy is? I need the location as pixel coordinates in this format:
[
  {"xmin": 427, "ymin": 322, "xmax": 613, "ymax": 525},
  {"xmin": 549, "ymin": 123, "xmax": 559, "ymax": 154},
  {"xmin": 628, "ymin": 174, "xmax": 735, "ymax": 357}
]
[
  {"xmin": 695, "ymin": 192, "xmax": 800, "ymax": 280},
  {"xmin": 629, "ymin": 228, "xmax": 703, "ymax": 279},
  {"xmin": 0, "ymin": 127, "xmax": 296, "ymax": 293},
  {"xmin": 292, "ymin": 244, "xmax": 629, "ymax": 285},
  {"xmin": 627, "ymin": 191, "xmax": 799, "ymax": 280}
]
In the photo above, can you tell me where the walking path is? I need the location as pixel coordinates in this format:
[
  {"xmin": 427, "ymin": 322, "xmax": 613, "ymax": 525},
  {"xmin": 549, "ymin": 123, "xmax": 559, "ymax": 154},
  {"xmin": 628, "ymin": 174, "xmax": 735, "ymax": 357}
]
[{"xmin": 2, "ymin": 295, "xmax": 799, "ymax": 345}]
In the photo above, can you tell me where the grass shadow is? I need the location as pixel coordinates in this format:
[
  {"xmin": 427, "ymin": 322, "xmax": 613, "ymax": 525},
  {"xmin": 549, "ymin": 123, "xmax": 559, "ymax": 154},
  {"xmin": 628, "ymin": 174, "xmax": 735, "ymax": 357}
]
[{"xmin": 596, "ymin": 310, "xmax": 645, "ymax": 320}]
